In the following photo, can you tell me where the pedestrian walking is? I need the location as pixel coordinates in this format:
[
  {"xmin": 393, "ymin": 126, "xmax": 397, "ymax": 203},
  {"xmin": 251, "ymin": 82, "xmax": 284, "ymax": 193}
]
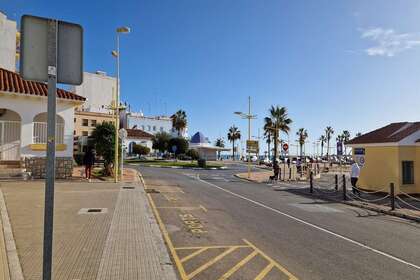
[
  {"xmin": 350, "ymin": 160, "xmax": 361, "ymax": 195},
  {"xmin": 83, "ymin": 147, "xmax": 95, "ymax": 182}
]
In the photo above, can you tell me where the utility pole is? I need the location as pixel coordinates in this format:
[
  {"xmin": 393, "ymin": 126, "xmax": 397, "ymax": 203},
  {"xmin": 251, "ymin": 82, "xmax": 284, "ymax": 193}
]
[{"xmin": 234, "ymin": 96, "xmax": 257, "ymax": 179}]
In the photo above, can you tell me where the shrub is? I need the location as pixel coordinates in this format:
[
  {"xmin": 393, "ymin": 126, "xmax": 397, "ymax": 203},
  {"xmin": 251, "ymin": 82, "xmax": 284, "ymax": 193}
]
[
  {"xmin": 186, "ymin": 149, "xmax": 199, "ymax": 160},
  {"xmin": 198, "ymin": 159, "xmax": 206, "ymax": 168},
  {"xmin": 168, "ymin": 137, "xmax": 189, "ymax": 155},
  {"xmin": 132, "ymin": 144, "xmax": 150, "ymax": 156},
  {"xmin": 91, "ymin": 122, "xmax": 116, "ymax": 176},
  {"xmin": 152, "ymin": 132, "xmax": 171, "ymax": 153}
]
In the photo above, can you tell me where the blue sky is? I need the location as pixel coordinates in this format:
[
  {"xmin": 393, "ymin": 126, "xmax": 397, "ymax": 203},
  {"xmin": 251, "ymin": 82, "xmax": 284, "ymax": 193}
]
[{"xmin": 2, "ymin": 0, "xmax": 420, "ymax": 154}]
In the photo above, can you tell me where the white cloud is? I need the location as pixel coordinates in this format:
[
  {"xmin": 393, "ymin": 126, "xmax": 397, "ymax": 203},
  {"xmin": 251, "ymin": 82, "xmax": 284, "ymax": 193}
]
[{"xmin": 360, "ymin": 28, "xmax": 420, "ymax": 57}]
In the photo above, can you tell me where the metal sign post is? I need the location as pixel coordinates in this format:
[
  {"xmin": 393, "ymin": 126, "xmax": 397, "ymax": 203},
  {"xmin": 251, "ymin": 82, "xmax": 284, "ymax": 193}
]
[
  {"xmin": 119, "ymin": 128, "xmax": 127, "ymax": 180},
  {"xmin": 20, "ymin": 15, "xmax": 83, "ymax": 280},
  {"xmin": 43, "ymin": 19, "xmax": 58, "ymax": 280}
]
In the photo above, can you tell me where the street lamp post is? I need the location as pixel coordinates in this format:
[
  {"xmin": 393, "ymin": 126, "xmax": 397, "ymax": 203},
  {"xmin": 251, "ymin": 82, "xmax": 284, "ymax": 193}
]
[
  {"xmin": 112, "ymin": 26, "xmax": 130, "ymax": 183},
  {"xmin": 234, "ymin": 96, "xmax": 257, "ymax": 179}
]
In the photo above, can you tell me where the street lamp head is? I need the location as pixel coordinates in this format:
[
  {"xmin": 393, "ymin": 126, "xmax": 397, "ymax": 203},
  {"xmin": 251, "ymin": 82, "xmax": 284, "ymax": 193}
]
[
  {"xmin": 117, "ymin": 26, "xmax": 131, "ymax": 34},
  {"xmin": 111, "ymin": 50, "xmax": 118, "ymax": 57},
  {"xmin": 234, "ymin": 111, "xmax": 243, "ymax": 115}
]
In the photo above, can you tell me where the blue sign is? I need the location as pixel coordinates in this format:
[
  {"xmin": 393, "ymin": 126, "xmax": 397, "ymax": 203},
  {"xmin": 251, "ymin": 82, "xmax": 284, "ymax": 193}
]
[
  {"xmin": 354, "ymin": 148, "xmax": 365, "ymax": 155},
  {"xmin": 337, "ymin": 142, "xmax": 343, "ymax": 156}
]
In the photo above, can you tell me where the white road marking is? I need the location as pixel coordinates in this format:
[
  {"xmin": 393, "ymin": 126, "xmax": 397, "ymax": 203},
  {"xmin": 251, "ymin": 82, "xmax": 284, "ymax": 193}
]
[{"xmin": 196, "ymin": 177, "xmax": 420, "ymax": 271}]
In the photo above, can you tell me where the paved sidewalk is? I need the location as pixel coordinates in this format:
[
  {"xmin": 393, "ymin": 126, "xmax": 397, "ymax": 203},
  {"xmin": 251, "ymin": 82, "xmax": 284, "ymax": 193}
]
[
  {"xmin": 0, "ymin": 194, "xmax": 10, "ymax": 280},
  {"xmin": 0, "ymin": 171, "xmax": 177, "ymax": 279}
]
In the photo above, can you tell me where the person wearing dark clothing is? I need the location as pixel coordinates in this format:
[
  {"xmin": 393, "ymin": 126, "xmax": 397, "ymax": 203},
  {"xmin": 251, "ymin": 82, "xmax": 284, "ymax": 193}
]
[
  {"xmin": 83, "ymin": 148, "xmax": 95, "ymax": 181},
  {"xmin": 271, "ymin": 161, "xmax": 280, "ymax": 181}
]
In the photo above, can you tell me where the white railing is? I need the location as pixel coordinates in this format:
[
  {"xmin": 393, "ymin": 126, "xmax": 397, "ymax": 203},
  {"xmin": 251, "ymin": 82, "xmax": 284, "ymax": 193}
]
[{"xmin": 33, "ymin": 122, "xmax": 64, "ymax": 144}]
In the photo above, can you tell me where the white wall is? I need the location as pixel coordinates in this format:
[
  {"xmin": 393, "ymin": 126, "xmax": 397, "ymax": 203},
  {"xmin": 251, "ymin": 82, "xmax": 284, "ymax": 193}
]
[
  {"xmin": 71, "ymin": 71, "xmax": 116, "ymax": 113},
  {"xmin": 0, "ymin": 94, "xmax": 77, "ymax": 157},
  {"xmin": 0, "ymin": 12, "xmax": 17, "ymax": 72},
  {"xmin": 124, "ymin": 138, "xmax": 153, "ymax": 154},
  {"xmin": 127, "ymin": 114, "xmax": 174, "ymax": 135}
]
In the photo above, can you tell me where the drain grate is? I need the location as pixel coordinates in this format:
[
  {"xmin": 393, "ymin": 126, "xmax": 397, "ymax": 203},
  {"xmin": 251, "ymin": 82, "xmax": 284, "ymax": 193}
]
[
  {"xmin": 122, "ymin": 186, "xmax": 135, "ymax": 189},
  {"xmin": 145, "ymin": 188, "xmax": 160, "ymax": 193},
  {"xmin": 78, "ymin": 208, "xmax": 108, "ymax": 215}
]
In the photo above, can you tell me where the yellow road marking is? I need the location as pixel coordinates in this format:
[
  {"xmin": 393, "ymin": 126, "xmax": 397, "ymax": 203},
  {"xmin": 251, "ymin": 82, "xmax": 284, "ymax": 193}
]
[
  {"xmin": 218, "ymin": 250, "xmax": 258, "ymax": 280},
  {"xmin": 157, "ymin": 206, "xmax": 204, "ymax": 211},
  {"xmin": 175, "ymin": 245, "xmax": 250, "ymax": 250},
  {"xmin": 140, "ymin": 174, "xmax": 189, "ymax": 280},
  {"xmin": 162, "ymin": 194, "xmax": 178, "ymax": 201},
  {"xmin": 254, "ymin": 263, "xmax": 275, "ymax": 280},
  {"xmin": 243, "ymin": 239, "xmax": 298, "ymax": 280},
  {"xmin": 200, "ymin": 205, "xmax": 208, "ymax": 212},
  {"xmin": 187, "ymin": 247, "xmax": 238, "ymax": 279},
  {"xmin": 180, "ymin": 247, "xmax": 208, "ymax": 263}
]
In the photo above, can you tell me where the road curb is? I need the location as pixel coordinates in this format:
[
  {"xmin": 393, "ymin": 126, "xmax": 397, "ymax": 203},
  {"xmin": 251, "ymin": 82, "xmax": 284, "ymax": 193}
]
[
  {"xmin": 129, "ymin": 164, "xmax": 227, "ymax": 170},
  {"xmin": 134, "ymin": 169, "xmax": 179, "ymax": 279},
  {"xmin": 0, "ymin": 189, "xmax": 24, "ymax": 280}
]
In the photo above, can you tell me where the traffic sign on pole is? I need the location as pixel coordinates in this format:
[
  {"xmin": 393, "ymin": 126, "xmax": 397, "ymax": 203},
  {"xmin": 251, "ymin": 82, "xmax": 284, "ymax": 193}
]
[
  {"xmin": 20, "ymin": 15, "xmax": 83, "ymax": 280},
  {"xmin": 282, "ymin": 143, "xmax": 289, "ymax": 153}
]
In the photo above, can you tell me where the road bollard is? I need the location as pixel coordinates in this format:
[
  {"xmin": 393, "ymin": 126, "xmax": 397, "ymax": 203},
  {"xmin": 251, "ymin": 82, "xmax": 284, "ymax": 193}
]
[
  {"xmin": 289, "ymin": 167, "xmax": 292, "ymax": 180},
  {"xmin": 390, "ymin": 183, "xmax": 395, "ymax": 211},
  {"xmin": 310, "ymin": 171, "xmax": 313, "ymax": 193},
  {"xmin": 342, "ymin": 174, "xmax": 346, "ymax": 200},
  {"xmin": 335, "ymin": 174, "xmax": 338, "ymax": 191}
]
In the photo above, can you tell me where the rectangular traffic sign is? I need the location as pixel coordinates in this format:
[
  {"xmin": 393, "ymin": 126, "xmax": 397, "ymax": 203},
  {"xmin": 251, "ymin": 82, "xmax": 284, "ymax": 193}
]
[{"xmin": 20, "ymin": 15, "xmax": 83, "ymax": 85}]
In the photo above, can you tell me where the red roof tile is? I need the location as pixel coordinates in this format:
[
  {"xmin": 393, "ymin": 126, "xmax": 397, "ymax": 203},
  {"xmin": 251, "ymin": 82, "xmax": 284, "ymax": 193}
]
[
  {"xmin": 346, "ymin": 122, "xmax": 420, "ymax": 145},
  {"xmin": 0, "ymin": 67, "xmax": 85, "ymax": 101},
  {"xmin": 126, "ymin": 129, "xmax": 154, "ymax": 139}
]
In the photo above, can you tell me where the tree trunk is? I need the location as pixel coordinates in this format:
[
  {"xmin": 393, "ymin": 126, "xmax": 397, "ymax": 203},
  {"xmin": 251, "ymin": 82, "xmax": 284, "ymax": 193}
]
[
  {"xmin": 267, "ymin": 140, "xmax": 271, "ymax": 160},
  {"xmin": 273, "ymin": 130, "xmax": 278, "ymax": 164},
  {"xmin": 321, "ymin": 143, "xmax": 324, "ymax": 157},
  {"xmin": 232, "ymin": 140, "xmax": 235, "ymax": 160}
]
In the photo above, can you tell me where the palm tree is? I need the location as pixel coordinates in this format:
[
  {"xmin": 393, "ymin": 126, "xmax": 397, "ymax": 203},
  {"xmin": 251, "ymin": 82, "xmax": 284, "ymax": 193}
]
[
  {"xmin": 171, "ymin": 110, "xmax": 187, "ymax": 136},
  {"xmin": 215, "ymin": 138, "xmax": 225, "ymax": 160},
  {"xmin": 268, "ymin": 105, "xmax": 292, "ymax": 163},
  {"xmin": 319, "ymin": 135, "xmax": 326, "ymax": 157},
  {"xmin": 342, "ymin": 130, "xmax": 351, "ymax": 155},
  {"xmin": 325, "ymin": 126, "xmax": 334, "ymax": 159},
  {"xmin": 263, "ymin": 117, "xmax": 273, "ymax": 160},
  {"xmin": 227, "ymin": 126, "xmax": 241, "ymax": 160},
  {"xmin": 296, "ymin": 128, "xmax": 308, "ymax": 157}
]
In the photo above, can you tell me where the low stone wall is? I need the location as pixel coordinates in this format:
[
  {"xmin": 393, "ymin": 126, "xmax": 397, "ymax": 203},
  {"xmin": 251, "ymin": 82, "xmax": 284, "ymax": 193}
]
[{"xmin": 24, "ymin": 157, "xmax": 73, "ymax": 179}]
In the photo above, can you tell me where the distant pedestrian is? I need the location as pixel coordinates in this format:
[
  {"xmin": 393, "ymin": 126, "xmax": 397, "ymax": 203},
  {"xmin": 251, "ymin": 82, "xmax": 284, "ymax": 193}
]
[
  {"xmin": 350, "ymin": 161, "xmax": 360, "ymax": 195},
  {"xmin": 83, "ymin": 147, "xmax": 95, "ymax": 182}
]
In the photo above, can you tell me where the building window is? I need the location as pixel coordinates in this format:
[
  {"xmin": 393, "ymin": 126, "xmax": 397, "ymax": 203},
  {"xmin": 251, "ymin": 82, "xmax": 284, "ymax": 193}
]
[
  {"xmin": 160, "ymin": 127, "xmax": 164, "ymax": 132},
  {"xmin": 142, "ymin": 125, "xmax": 145, "ymax": 131},
  {"xmin": 153, "ymin": 126, "xmax": 156, "ymax": 131},
  {"xmin": 147, "ymin": 125, "xmax": 151, "ymax": 131},
  {"xmin": 91, "ymin": 120, "xmax": 97, "ymax": 127},
  {"xmin": 82, "ymin": 119, "xmax": 89, "ymax": 126},
  {"xmin": 33, "ymin": 113, "xmax": 65, "ymax": 144},
  {"xmin": 402, "ymin": 161, "xmax": 414, "ymax": 184},
  {"xmin": 74, "ymin": 118, "xmax": 76, "ymax": 123},
  {"xmin": 82, "ymin": 131, "xmax": 88, "ymax": 136}
]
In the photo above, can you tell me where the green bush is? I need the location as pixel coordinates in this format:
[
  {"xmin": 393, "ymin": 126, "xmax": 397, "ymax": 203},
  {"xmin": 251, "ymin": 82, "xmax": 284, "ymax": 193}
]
[
  {"xmin": 168, "ymin": 137, "xmax": 189, "ymax": 155},
  {"xmin": 132, "ymin": 144, "xmax": 150, "ymax": 156},
  {"xmin": 91, "ymin": 122, "xmax": 116, "ymax": 176},
  {"xmin": 198, "ymin": 159, "xmax": 206, "ymax": 168},
  {"xmin": 186, "ymin": 149, "xmax": 199, "ymax": 160}
]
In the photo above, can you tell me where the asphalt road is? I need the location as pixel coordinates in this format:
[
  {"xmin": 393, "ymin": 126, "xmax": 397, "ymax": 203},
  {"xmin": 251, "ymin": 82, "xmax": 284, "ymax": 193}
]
[{"xmin": 133, "ymin": 163, "xmax": 420, "ymax": 280}]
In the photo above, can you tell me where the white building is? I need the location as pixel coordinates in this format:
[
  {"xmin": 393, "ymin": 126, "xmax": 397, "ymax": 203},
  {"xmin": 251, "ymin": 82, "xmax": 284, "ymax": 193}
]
[
  {"xmin": 0, "ymin": 12, "xmax": 17, "ymax": 72},
  {"xmin": 0, "ymin": 67, "xmax": 85, "ymax": 177},
  {"xmin": 127, "ymin": 112, "xmax": 188, "ymax": 138},
  {"xmin": 124, "ymin": 129, "xmax": 154, "ymax": 155},
  {"xmin": 70, "ymin": 71, "xmax": 116, "ymax": 113},
  {"xmin": 189, "ymin": 132, "xmax": 228, "ymax": 160}
]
